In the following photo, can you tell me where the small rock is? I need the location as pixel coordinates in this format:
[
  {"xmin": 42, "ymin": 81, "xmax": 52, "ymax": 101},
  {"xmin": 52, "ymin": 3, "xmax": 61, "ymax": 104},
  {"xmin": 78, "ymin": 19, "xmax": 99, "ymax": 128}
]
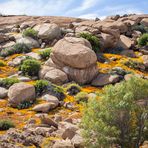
[
  {"xmin": 54, "ymin": 115, "xmax": 62, "ymax": 123},
  {"xmin": 33, "ymin": 102, "xmax": 57, "ymax": 113},
  {"xmin": 91, "ymin": 73, "xmax": 119, "ymax": 87},
  {"xmin": 18, "ymin": 76, "xmax": 31, "ymax": 82},
  {"xmin": 71, "ymin": 134, "xmax": 84, "ymax": 148},
  {"xmin": 42, "ymin": 94, "xmax": 59, "ymax": 106},
  {"xmin": 53, "ymin": 139, "xmax": 74, "ymax": 148},
  {"xmin": 124, "ymin": 74, "xmax": 134, "ymax": 81},
  {"xmin": 26, "ymin": 52, "xmax": 41, "ymax": 60},
  {"xmin": 109, "ymin": 74, "xmax": 120, "ymax": 83},
  {"xmin": 40, "ymin": 115, "xmax": 58, "ymax": 128},
  {"xmin": 0, "ymin": 87, "xmax": 8, "ymax": 99}
]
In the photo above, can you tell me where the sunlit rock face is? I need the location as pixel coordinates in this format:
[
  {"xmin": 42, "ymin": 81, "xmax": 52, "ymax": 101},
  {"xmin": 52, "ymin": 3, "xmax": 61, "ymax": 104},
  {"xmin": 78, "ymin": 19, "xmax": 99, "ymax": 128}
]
[{"xmin": 44, "ymin": 37, "xmax": 98, "ymax": 84}]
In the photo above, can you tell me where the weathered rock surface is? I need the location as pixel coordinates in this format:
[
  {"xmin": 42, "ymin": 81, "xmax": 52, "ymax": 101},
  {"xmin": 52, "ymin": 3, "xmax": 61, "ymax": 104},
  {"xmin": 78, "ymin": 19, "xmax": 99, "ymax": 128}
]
[
  {"xmin": 39, "ymin": 66, "xmax": 68, "ymax": 85},
  {"xmin": 49, "ymin": 37, "xmax": 98, "ymax": 84},
  {"xmin": 42, "ymin": 94, "xmax": 59, "ymax": 106},
  {"xmin": 33, "ymin": 102, "xmax": 57, "ymax": 113},
  {"xmin": 34, "ymin": 23, "xmax": 61, "ymax": 40},
  {"xmin": 117, "ymin": 35, "xmax": 133, "ymax": 49},
  {"xmin": 8, "ymin": 83, "xmax": 35, "ymax": 107},
  {"xmin": 17, "ymin": 37, "xmax": 40, "ymax": 48},
  {"xmin": 91, "ymin": 73, "xmax": 120, "ymax": 87},
  {"xmin": 51, "ymin": 37, "xmax": 96, "ymax": 68}
]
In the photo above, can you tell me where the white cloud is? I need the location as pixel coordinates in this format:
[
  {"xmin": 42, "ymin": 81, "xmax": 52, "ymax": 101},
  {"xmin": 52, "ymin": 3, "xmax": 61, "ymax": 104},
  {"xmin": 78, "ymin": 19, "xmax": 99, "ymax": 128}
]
[
  {"xmin": 0, "ymin": 0, "xmax": 73, "ymax": 16},
  {"xmin": 79, "ymin": 13, "xmax": 106, "ymax": 20},
  {"xmin": 100, "ymin": 5, "xmax": 143, "ymax": 16},
  {"xmin": 79, "ymin": 13, "xmax": 98, "ymax": 19},
  {"xmin": 76, "ymin": 0, "xmax": 100, "ymax": 11},
  {"xmin": 66, "ymin": 0, "xmax": 101, "ymax": 15}
]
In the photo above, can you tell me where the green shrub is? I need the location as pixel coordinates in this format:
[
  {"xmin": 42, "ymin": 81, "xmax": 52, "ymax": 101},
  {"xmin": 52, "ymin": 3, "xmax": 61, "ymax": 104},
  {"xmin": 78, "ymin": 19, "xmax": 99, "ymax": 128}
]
[
  {"xmin": 0, "ymin": 78, "xmax": 20, "ymax": 89},
  {"xmin": 13, "ymin": 43, "xmax": 31, "ymax": 53},
  {"xmin": 124, "ymin": 59, "xmax": 145, "ymax": 71},
  {"xmin": 138, "ymin": 33, "xmax": 148, "ymax": 47},
  {"xmin": 51, "ymin": 84, "xmax": 65, "ymax": 101},
  {"xmin": 23, "ymin": 28, "xmax": 38, "ymax": 39},
  {"xmin": 75, "ymin": 92, "xmax": 88, "ymax": 103},
  {"xmin": 0, "ymin": 61, "xmax": 5, "ymax": 67},
  {"xmin": 34, "ymin": 80, "xmax": 49, "ymax": 96},
  {"xmin": 39, "ymin": 48, "xmax": 51, "ymax": 60},
  {"xmin": 66, "ymin": 83, "xmax": 81, "ymax": 96},
  {"xmin": 81, "ymin": 77, "xmax": 148, "ymax": 148},
  {"xmin": 0, "ymin": 43, "xmax": 31, "ymax": 57},
  {"xmin": 109, "ymin": 67, "xmax": 130, "ymax": 76},
  {"xmin": 17, "ymin": 100, "xmax": 34, "ymax": 109},
  {"xmin": 132, "ymin": 24, "xmax": 148, "ymax": 34},
  {"xmin": 79, "ymin": 32, "xmax": 100, "ymax": 53},
  {"xmin": 0, "ymin": 47, "xmax": 15, "ymax": 57},
  {"xmin": 20, "ymin": 59, "xmax": 41, "ymax": 76},
  {"xmin": 0, "ymin": 120, "xmax": 15, "ymax": 130}
]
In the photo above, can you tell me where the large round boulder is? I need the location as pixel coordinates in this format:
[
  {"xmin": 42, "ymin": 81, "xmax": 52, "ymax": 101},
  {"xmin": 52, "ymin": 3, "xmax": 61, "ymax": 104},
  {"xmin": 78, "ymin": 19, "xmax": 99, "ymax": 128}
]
[
  {"xmin": 34, "ymin": 23, "xmax": 61, "ymax": 40},
  {"xmin": 51, "ymin": 37, "xmax": 97, "ymax": 69},
  {"xmin": 49, "ymin": 37, "xmax": 98, "ymax": 84},
  {"xmin": 8, "ymin": 82, "xmax": 35, "ymax": 107}
]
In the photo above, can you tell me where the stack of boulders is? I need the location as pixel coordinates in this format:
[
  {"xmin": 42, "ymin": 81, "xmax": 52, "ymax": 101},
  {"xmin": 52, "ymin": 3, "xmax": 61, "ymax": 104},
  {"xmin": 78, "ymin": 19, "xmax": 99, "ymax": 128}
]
[
  {"xmin": 40, "ymin": 37, "xmax": 98, "ymax": 84},
  {"xmin": 75, "ymin": 14, "xmax": 148, "ymax": 50}
]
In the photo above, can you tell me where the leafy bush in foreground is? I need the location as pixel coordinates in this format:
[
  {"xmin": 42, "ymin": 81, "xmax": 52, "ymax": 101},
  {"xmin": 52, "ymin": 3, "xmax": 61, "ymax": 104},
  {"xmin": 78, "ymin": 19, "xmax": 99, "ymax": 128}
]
[
  {"xmin": 138, "ymin": 33, "xmax": 148, "ymax": 47},
  {"xmin": 23, "ymin": 28, "xmax": 38, "ymax": 39},
  {"xmin": 0, "ymin": 78, "xmax": 20, "ymax": 89},
  {"xmin": 124, "ymin": 59, "xmax": 145, "ymax": 71},
  {"xmin": 66, "ymin": 83, "xmax": 81, "ymax": 96},
  {"xmin": 20, "ymin": 59, "xmax": 41, "ymax": 76},
  {"xmin": 39, "ymin": 48, "xmax": 51, "ymax": 60},
  {"xmin": 34, "ymin": 80, "xmax": 49, "ymax": 96},
  {"xmin": 0, "ymin": 120, "xmax": 15, "ymax": 130},
  {"xmin": 81, "ymin": 77, "xmax": 148, "ymax": 148},
  {"xmin": 79, "ymin": 32, "xmax": 100, "ymax": 53},
  {"xmin": 75, "ymin": 92, "xmax": 88, "ymax": 103}
]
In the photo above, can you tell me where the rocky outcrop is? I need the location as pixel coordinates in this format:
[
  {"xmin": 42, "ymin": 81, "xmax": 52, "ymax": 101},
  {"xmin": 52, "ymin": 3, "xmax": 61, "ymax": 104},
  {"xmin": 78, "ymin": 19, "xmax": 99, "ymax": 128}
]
[
  {"xmin": 44, "ymin": 37, "xmax": 98, "ymax": 84},
  {"xmin": 117, "ymin": 35, "xmax": 133, "ymax": 49},
  {"xmin": 8, "ymin": 83, "xmax": 35, "ymax": 107},
  {"xmin": 34, "ymin": 23, "xmax": 61, "ymax": 40}
]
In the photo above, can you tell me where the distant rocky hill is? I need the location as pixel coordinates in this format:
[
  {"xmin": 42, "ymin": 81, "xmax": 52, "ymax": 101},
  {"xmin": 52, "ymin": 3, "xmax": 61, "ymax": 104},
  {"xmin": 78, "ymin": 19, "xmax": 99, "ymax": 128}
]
[{"xmin": 0, "ymin": 15, "xmax": 86, "ymax": 28}]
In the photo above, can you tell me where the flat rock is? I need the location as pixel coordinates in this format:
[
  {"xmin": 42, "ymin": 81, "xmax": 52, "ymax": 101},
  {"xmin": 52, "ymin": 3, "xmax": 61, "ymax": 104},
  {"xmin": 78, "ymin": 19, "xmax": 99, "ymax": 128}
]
[
  {"xmin": 42, "ymin": 94, "xmax": 59, "ymax": 106},
  {"xmin": 91, "ymin": 73, "xmax": 120, "ymax": 87},
  {"xmin": 33, "ymin": 102, "xmax": 57, "ymax": 113}
]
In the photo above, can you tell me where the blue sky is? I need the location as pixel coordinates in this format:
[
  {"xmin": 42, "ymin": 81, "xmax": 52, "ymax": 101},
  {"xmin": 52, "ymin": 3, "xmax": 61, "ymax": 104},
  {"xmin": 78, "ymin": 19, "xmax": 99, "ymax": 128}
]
[{"xmin": 0, "ymin": 0, "xmax": 147, "ymax": 19}]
